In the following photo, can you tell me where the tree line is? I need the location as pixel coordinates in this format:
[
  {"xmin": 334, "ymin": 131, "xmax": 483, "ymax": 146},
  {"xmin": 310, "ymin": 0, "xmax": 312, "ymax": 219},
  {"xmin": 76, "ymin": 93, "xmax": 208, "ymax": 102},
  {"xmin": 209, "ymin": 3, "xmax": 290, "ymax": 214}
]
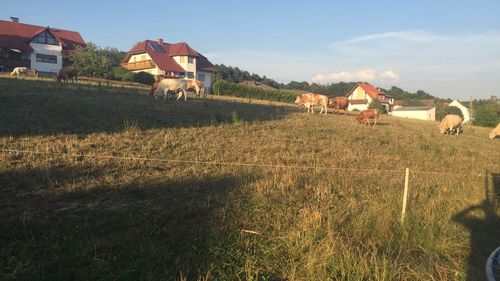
[{"xmin": 214, "ymin": 64, "xmax": 438, "ymax": 101}]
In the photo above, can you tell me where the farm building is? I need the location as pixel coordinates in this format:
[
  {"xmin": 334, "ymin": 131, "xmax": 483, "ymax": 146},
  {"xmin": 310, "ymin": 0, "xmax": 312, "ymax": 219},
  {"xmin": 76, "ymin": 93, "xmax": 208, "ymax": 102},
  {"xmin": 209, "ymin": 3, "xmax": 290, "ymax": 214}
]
[
  {"xmin": 391, "ymin": 106, "xmax": 436, "ymax": 121},
  {"xmin": 0, "ymin": 17, "xmax": 85, "ymax": 73},
  {"xmin": 121, "ymin": 39, "xmax": 216, "ymax": 90},
  {"xmin": 345, "ymin": 82, "xmax": 395, "ymax": 112},
  {"xmin": 448, "ymin": 100, "xmax": 471, "ymax": 124}
]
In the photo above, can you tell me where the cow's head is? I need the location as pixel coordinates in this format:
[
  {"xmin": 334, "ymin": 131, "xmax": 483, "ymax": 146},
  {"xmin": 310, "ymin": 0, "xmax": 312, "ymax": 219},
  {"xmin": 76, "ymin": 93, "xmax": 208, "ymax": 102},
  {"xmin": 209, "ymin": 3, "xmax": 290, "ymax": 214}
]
[
  {"xmin": 328, "ymin": 98, "xmax": 336, "ymax": 106},
  {"xmin": 294, "ymin": 96, "xmax": 304, "ymax": 107},
  {"xmin": 489, "ymin": 131, "xmax": 497, "ymax": 139},
  {"xmin": 438, "ymin": 125, "xmax": 448, "ymax": 134}
]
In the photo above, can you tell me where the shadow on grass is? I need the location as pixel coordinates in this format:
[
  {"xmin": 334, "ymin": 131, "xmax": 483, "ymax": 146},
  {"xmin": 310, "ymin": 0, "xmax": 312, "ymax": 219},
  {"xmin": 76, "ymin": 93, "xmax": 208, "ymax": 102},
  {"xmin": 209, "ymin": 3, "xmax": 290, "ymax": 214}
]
[
  {"xmin": 453, "ymin": 172, "xmax": 500, "ymax": 281},
  {"xmin": 0, "ymin": 78, "xmax": 294, "ymax": 137},
  {"xmin": 0, "ymin": 164, "xmax": 258, "ymax": 281}
]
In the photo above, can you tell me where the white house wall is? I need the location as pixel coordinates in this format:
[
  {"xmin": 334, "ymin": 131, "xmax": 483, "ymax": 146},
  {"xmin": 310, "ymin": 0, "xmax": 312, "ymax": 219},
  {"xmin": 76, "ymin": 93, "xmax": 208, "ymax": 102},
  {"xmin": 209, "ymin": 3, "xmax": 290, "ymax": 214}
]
[
  {"xmin": 197, "ymin": 71, "xmax": 213, "ymax": 89},
  {"xmin": 128, "ymin": 53, "xmax": 152, "ymax": 63},
  {"xmin": 347, "ymin": 86, "xmax": 372, "ymax": 111},
  {"xmin": 29, "ymin": 42, "xmax": 62, "ymax": 73},
  {"xmin": 172, "ymin": 56, "xmax": 196, "ymax": 75}
]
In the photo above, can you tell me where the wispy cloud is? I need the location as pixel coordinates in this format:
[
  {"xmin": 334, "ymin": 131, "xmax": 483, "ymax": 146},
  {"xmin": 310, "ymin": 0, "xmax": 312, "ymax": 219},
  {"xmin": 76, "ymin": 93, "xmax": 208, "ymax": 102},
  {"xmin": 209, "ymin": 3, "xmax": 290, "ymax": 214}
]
[
  {"xmin": 330, "ymin": 30, "xmax": 500, "ymax": 46},
  {"xmin": 312, "ymin": 69, "xmax": 399, "ymax": 83}
]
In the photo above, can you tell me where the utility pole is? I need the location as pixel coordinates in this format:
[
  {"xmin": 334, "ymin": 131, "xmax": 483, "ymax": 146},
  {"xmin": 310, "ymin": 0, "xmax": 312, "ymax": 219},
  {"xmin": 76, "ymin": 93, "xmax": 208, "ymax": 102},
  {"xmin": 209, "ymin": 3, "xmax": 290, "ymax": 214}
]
[{"xmin": 469, "ymin": 96, "xmax": 474, "ymax": 125}]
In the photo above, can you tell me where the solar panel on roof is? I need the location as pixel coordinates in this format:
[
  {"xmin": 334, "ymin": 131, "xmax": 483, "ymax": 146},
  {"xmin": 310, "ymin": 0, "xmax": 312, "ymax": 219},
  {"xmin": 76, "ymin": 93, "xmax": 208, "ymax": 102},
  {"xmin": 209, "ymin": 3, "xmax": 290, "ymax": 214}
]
[{"xmin": 149, "ymin": 41, "xmax": 164, "ymax": 52}]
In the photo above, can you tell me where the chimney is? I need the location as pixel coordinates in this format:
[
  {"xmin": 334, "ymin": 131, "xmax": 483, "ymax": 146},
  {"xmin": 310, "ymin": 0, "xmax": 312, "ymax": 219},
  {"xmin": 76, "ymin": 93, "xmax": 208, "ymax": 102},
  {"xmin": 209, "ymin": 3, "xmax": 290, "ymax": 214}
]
[
  {"xmin": 157, "ymin": 38, "xmax": 164, "ymax": 44},
  {"xmin": 10, "ymin": 17, "xmax": 19, "ymax": 23}
]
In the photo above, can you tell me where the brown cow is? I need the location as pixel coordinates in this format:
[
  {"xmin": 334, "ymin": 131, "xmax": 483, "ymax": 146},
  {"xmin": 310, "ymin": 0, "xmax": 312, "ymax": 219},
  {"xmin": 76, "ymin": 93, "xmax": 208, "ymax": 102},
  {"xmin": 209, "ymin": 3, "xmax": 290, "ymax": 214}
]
[
  {"xmin": 356, "ymin": 109, "xmax": 379, "ymax": 126},
  {"xmin": 57, "ymin": 67, "xmax": 78, "ymax": 82},
  {"xmin": 328, "ymin": 96, "xmax": 349, "ymax": 114},
  {"xmin": 294, "ymin": 93, "xmax": 329, "ymax": 115}
]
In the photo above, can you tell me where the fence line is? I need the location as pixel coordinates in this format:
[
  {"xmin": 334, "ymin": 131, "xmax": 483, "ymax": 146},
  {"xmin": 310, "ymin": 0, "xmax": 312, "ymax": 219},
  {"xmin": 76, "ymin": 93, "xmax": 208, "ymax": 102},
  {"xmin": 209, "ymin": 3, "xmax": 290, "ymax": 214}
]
[{"xmin": 1, "ymin": 148, "xmax": 497, "ymax": 178}]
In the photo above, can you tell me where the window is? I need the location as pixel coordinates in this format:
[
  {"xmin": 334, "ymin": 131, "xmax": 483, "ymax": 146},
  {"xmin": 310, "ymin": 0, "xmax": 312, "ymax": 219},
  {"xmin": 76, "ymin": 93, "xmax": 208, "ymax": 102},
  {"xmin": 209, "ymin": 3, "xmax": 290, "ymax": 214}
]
[
  {"xmin": 36, "ymin": 54, "xmax": 57, "ymax": 64},
  {"xmin": 33, "ymin": 31, "xmax": 58, "ymax": 45},
  {"xmin": 187, "ymin": 72, "xmax": 194, "ymax": 78},
  {"xmin": 179, "ymin": 56, "xmax": 186, "ymax": 63},
  {"xmin": 141, "ymin": 55, "xmax": 146, "ymax": 61},
  {"xmin": 197, "ymin": 73, "xmax": 205, "ymax": 81},
  {"xmin": 188, "ymin": 57, "xmax": 194, "ymax": 63},
  {"xmin": 179, "ymin": 72, "xmax": 185, "ymax": 78}
]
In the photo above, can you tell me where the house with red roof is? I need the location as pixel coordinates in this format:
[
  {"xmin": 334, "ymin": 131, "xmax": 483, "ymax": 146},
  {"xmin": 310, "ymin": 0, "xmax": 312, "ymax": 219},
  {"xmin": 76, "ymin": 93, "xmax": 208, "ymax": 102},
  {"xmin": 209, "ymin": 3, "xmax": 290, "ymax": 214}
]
[
  {"xmin": 121, "ymin": 39, "xmax": 216, "ymax": 89},
  {"xmin": 0, "ymin": 17, "xmax": 85, "ymax": 73},
  {"xmin": 345, "ymin": 82, "xmax": 395, "ymax": 112}
]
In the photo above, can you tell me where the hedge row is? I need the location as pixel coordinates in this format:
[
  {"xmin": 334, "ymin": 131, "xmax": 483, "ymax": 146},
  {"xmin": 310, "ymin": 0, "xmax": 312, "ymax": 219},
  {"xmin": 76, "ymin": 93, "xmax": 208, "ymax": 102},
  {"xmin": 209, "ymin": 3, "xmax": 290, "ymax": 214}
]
[{"xmin": 212, "ymin": 80, "xmax": 298, "ymax": 103}]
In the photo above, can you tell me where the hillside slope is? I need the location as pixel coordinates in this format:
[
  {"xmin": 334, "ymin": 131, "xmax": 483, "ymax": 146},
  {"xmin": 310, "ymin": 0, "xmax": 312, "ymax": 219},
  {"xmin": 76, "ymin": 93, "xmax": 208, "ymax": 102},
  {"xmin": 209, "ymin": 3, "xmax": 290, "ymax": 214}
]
[{"xmin": 0, "ymin": 78, "xmax": 499, "ymax": 281}]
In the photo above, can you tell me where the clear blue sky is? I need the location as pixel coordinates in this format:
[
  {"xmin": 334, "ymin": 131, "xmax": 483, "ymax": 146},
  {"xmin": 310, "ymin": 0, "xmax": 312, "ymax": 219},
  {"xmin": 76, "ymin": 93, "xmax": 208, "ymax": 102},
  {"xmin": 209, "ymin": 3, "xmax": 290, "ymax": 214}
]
[{"xmin": 3, "ymin": 0, "xmax": 500, "ymax": 99}]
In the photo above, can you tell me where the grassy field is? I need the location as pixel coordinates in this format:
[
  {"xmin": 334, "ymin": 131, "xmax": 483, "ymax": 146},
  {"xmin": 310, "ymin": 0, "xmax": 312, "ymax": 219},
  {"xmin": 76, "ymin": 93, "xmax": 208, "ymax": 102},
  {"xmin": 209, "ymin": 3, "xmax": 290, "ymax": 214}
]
[{"xmin": 0, "ymin": 77, "xmax": 499, "ymax": 281}]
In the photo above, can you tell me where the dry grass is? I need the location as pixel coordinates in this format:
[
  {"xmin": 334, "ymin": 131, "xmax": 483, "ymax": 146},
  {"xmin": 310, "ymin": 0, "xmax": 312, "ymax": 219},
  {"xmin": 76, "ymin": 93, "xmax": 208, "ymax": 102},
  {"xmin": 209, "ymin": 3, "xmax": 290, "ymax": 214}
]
[{"xmin": 0, "ymin": 78, "xmax": 499, "ymax": 281}]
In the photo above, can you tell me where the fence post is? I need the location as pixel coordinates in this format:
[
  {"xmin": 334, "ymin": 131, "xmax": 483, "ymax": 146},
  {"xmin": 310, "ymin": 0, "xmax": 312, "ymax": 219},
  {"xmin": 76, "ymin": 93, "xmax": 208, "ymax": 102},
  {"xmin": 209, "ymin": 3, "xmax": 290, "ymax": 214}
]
[{"xmin": 401, "ymin": 167, "xmax": 410, "ymax": 225}]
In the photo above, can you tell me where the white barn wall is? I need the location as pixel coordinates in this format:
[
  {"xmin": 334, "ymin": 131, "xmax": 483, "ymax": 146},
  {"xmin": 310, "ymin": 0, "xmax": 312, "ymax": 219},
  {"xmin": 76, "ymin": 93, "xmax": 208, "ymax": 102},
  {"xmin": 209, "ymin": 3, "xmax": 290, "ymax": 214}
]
[
  {"xmin": 392, "ymin": 108, "xmax": 436, "ymax": 121},
  {"xmin": 448, "ymin": 100, "xmax": 471, "ymax": 124}
]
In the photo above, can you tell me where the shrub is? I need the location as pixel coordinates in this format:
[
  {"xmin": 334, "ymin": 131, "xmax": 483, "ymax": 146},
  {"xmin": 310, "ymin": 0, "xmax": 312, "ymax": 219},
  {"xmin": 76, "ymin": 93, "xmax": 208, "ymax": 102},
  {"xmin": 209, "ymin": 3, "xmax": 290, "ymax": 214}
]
[
  {"xmin": 436, "ymin": 105, "xmax": 463, "ymax": 121},
  {"xmin": 369, "ymin": 100, "xmax": 387, "ymax": 114},
  {"xmin": 109, "ymin": 67, "xmax": 131, "ymax": 81},
  {"xmin": 213, "ymin": 80, "xmax": 298, "ymax": 103},
  {"xmin": 132, "ymin": 72, "xmax": 155, "ymax": 85}
]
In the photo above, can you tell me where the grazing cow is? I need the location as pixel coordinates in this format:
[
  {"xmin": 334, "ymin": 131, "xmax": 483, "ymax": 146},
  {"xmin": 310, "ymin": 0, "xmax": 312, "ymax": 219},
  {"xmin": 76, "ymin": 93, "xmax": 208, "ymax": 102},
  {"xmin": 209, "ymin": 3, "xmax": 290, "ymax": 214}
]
[
  {"xmin": 489, "ymin": 123, "xmax": 500, "ymax": 139},
  {"xmin": 57, "ymin": 67, "xmax": 78, "ymax": 82},
  {"xmin": 187, "ymin": 79, "xmax": 205, "ymax": 98},
  {"xmin": 356, "ymin": 109, "xmax": 380, "ymax": 126},
  {"xmin": 10, "ymin": 67, "xmax": 30, "ymax": 77},
  {"xmin": 154, "ymin": 78, "xmax": 188, "ymax": 101},
  {"xmin": 328, "ymin": 96, "xmax": 349, "ymax": 114},
  {"xmin": 438, "ymin": 114, "xmax": 462, "ymax": 135},
  {"xmin": 294, "ymin": 93, "xmax": 329, "ymax": 115}
]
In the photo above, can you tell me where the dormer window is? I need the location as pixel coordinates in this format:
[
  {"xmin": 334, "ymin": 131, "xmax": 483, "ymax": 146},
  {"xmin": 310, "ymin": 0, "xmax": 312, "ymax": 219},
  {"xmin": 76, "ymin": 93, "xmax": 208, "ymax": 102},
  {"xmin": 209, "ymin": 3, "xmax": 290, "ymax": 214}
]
[{"xmin": 33, "ymin": 31, "xmax": 58, "ymax": 45}]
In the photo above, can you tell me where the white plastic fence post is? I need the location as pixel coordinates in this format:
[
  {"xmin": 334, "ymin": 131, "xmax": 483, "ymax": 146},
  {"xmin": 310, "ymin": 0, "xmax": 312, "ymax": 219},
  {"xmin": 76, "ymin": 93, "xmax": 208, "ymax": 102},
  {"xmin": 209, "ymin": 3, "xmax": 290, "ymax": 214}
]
[{"xmin": 401, "ymin": 168, "xmax": 410, "ymax": 225}]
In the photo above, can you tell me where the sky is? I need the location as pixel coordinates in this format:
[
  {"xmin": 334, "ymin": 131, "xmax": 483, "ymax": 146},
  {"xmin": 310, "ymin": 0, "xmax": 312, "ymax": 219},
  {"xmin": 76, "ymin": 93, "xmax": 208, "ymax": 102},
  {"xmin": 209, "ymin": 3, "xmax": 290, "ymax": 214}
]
[{"xmin": 2, "ymin": 0, "xmax": 500, "ymax": 99}]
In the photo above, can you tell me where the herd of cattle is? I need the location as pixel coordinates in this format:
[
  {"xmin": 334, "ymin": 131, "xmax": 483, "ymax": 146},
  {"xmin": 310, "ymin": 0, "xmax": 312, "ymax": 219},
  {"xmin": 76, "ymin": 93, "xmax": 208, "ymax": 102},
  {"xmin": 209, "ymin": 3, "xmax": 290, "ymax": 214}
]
[
  {"xmin": 294, "ymin": 92, "xmax": 500, "ymax": 139},
  {"xmin": 294, "ymin": 93, "xmax": 380, "ymax": 126},
  {"xmin": 7, "ymin": 67, "xmax": 500, "ymax": 139}
]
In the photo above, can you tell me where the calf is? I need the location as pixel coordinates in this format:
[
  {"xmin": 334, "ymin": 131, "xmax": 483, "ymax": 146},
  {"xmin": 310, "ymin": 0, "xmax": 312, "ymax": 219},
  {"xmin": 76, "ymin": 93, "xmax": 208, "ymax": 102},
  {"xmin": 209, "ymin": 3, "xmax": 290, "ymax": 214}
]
[
  {"xmin": 57, "ymin": 67, "xmax": 78, "ymax": 82},
  {"xmin": 356, "ymin": 109, "xmax": 380, "ymax": 126}
]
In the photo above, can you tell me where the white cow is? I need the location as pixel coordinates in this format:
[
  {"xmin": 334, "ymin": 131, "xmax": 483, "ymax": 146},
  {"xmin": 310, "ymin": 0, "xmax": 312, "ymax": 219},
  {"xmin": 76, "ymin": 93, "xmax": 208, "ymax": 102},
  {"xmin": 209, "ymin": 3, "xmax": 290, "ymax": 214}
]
[
  {"xmin": 489, "ymin": 123, "xmax": 500, "ymax": 139},
  {"xmin": 10, "ymin": 67, "xmax": 29, "ymax": 77},
  {"xmin": 438, "ymin": 114, "xmax": 463, "ymax": 135},
  {"xmin": 154, "ymin": 78, "xmax": 188, "ymax": 101}
]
